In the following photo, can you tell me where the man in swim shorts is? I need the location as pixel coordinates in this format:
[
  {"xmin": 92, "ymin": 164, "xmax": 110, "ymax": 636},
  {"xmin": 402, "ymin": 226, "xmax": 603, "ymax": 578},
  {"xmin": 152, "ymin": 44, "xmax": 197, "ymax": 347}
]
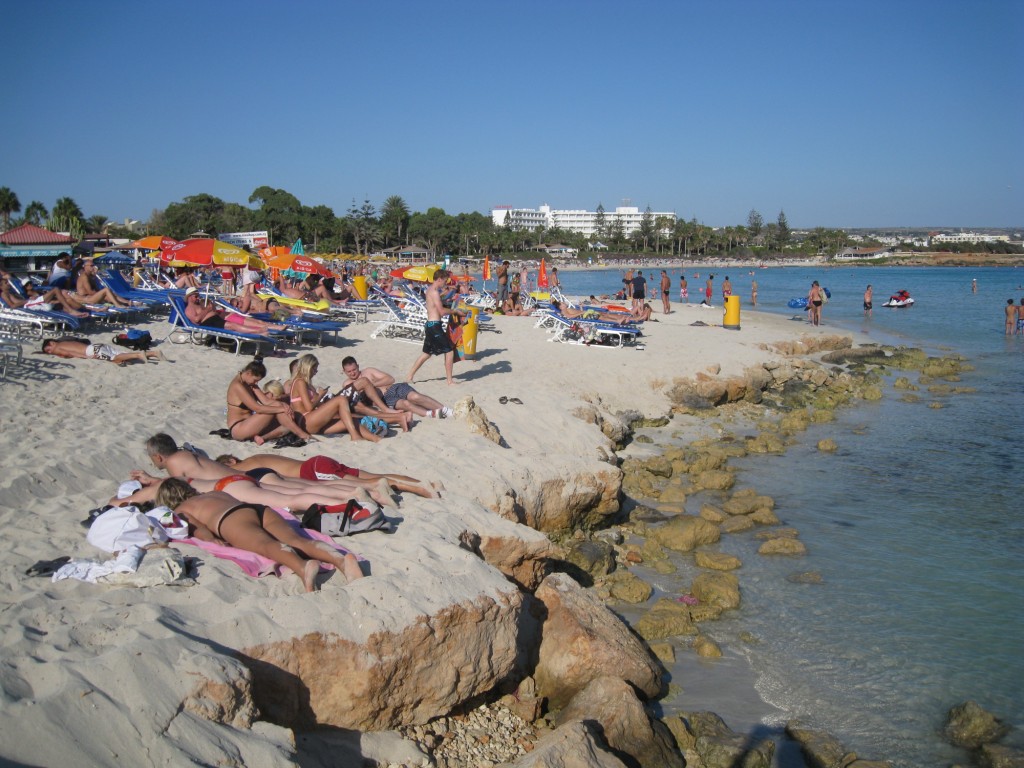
[
  {"xmin": 864, "ymin": 285, "xmax": 873, "ymax": 316},
  {"xmin": 407, "ymin": 270, "xmax": 461, "ymax": 386},
  {"xmin": 342, "ymin": 355, "xmax": 452, "ymax": 418},
  {"xmin": 39, "ymin": 338, "xmax": 164, "ymax": 366}
]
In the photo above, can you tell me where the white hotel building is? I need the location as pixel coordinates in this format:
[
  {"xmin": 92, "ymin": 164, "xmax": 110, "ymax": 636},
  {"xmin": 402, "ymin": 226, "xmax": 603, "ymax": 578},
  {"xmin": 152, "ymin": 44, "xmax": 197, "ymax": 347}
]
[{"xmin": 491, "ymin": 204, "xmax": 676, "ymax": 238}]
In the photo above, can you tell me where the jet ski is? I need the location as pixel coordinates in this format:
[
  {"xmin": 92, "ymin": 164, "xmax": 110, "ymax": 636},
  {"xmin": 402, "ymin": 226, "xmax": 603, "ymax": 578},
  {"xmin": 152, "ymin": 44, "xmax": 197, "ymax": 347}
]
[{"xmin": 883, "ymin": 290, "xmax": 914, "ymax": 308}]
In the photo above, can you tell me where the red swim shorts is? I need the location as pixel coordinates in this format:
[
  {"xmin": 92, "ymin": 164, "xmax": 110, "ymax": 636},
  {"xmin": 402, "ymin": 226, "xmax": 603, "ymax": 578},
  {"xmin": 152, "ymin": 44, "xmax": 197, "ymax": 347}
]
[{"xmin": 300, "ymin": 456, "xmax": 359, "ymax": 481}]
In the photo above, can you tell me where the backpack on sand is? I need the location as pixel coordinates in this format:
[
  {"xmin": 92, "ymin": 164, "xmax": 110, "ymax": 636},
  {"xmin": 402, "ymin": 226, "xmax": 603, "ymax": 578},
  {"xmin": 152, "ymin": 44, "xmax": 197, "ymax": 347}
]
[
  {"xmin": 112, "ymin": 329, "xmax": 153, "ymax": 350},
  {"xmin": 300, "ymin": 499, "xmax": 393, "ymax": 537}
]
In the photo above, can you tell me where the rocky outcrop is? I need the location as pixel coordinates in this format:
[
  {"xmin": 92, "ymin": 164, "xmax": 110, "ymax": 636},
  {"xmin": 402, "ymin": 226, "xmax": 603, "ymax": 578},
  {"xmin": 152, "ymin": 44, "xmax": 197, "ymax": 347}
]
[
  {"xmin": 943, "ymin": 700, "xmax": 1010, "ymax": 749},
  {"xmin": 533, "ymin": 573, "xmax": 664, "ymax": 709},
  {"xmin": 786, "ymin": 721, "xmax": 892, "ymax": 768},
  {"xmin": 664, "ymin": 711, "xmax": 775, "ymax": 768},
  {"xmin": 555, "ymin": 676, "xmax": 684, "ymax": 768},
  {"xmin": 241, "ymin": 592, "xmax": 529, "ymax": 730},
  {"xmin": 649, "ymin": 515, "xmax": 721, "ymax": 553},
  {"xmin": 502, "ymin": 720, "xmax": 630, "ymax": 768}
]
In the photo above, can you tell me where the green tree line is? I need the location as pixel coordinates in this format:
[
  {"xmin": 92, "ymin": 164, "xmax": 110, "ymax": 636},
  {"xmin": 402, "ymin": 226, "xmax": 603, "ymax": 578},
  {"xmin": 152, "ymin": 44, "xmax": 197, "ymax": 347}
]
[{"xmin": 2, "ymin": 183, "xmax": 863, "ymax": 259}]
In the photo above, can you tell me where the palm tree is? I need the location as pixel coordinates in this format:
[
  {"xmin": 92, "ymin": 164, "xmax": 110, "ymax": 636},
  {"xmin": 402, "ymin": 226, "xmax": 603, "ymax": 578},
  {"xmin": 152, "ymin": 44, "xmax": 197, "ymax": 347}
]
[
  {"xmin": 86, "ymin": 214, "xmax": 110, "ymax": 234},
  {"xmin": 24, "ymin": 200, "xmax": 48, "ymax": 226},
  {"xmin": 0, "ymin": 187, "xmax": 21, "ymax": 231},
  {"xmin": 380, "ymin": 195, "xmax": 410, "ymax": 247},
  {"xmin": 52, "ymin": 197, "xmax": 84, "ymax": 225}
]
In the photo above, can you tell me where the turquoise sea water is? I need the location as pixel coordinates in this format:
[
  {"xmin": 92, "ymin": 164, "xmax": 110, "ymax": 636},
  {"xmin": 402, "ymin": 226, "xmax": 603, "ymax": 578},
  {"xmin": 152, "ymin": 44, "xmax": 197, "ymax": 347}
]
[{"xmin": 557, "ymin": 265, "xmax": 1024, "ymax": 766}]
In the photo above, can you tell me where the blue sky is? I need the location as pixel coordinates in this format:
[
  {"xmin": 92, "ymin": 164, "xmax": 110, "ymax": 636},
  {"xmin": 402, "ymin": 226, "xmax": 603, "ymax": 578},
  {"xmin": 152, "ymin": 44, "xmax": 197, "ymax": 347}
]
[{"xmin": 3, "ymin": 0, "xmax": 1022, "ymax": 229}]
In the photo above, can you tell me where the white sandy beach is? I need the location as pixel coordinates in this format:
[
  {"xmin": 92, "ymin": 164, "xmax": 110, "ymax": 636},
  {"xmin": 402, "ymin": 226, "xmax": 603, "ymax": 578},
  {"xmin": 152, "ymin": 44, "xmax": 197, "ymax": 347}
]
[{"xmin": 0, "ymin": 299, "xmax": 857, "ymax": 766}]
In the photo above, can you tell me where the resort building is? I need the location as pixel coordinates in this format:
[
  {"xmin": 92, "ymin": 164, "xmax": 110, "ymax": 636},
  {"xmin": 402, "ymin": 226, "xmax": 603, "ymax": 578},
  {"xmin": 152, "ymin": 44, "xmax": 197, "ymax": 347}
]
[
  {"xmin": 0, "ymin": 223, "xmax": 76, "ymax": 276},
  {"xmin": 492, "ymin": 203, "xmax": 676, "ymax": 237},
  {"xmin": 930, "ymin": 232, "xmax": 1010, "ymax": 245}
]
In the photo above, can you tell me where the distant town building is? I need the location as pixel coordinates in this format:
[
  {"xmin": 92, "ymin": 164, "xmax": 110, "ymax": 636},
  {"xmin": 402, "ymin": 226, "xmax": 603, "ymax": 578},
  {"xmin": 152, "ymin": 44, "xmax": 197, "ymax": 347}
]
[
  {"xmin": 930, "ymin": 232, "xmax": 1010, "ymax": 245},
  {"xmin": 492, "ymin": 203, "xmax": 676, "ymax": 237}
]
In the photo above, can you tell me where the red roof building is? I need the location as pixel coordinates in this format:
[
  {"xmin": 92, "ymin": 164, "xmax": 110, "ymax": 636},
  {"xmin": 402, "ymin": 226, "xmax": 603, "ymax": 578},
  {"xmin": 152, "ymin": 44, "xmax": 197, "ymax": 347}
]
[{"xmin": 0, "ymin": 223, "xmax": 76, "ymax": 246}]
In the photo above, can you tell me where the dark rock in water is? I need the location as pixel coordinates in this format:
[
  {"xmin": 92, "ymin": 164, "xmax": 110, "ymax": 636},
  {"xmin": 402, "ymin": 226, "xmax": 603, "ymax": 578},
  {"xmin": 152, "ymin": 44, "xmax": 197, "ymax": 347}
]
[
  {"xmin": 787, "ymin": 571, "xmax": 824, "ymax": 584},
  {"xmin": 821, "ymin": 346, "xmax": 891, "ymax": 366},
  {"xmin": 635, "ymin": 434, "xmax": 654, "ymax": 444},
  {"xmin": 629, "ymin": 506, "xmax": 673, "ymax": 525},
  {"xmin": 785, "ymin": 721, "xmax": 855, "ymax": 768},
  {"xmin": 563, "ymin": 539, "xmax": 616, "ymax": 579},
  {"xmin": 944, "ymin": 700, "xmax": 1010, "ymax": 749},
  {"xmin": 664, "ymin": 711, "xmax": 774, "ymax": 768},
  {"xmin": 978, "ymin": 743, "xmax": 1024, "ymax": 768},
  {"xmin": 636, "ymin": 416, "xmax": 671, "ymax": 428}
]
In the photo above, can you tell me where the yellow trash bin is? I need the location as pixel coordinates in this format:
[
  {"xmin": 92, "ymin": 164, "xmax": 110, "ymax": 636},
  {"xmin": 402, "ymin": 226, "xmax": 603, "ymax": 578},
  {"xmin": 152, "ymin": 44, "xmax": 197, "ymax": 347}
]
[
  {"xmin": 352, "ymin": 275, "xmax": 368, "ymax": 300},
  {"xmin": 461, "ymin": 311, "xmax": 479, "ymax": 358},
  {"xmin": 723, "ymin": 295, "xmax": 741, "ymax": 331}
]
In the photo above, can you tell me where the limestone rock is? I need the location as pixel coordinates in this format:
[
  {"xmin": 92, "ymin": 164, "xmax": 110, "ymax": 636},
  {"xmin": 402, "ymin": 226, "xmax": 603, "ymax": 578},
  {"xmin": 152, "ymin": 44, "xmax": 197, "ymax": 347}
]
[
  {"xmin": 642, "ymin": 455, "xmax": 674, "ymax": 478},
  {"xmin": 182, "ymin": 652, "xmax": 258, "ymax": 728},
  {"xmin": 690, "ymin": 572, "xmax": 740, "ymax": 611},
  {"xmin": 533, "ymin": 573, "xmax": 663, "ymax": 709},
  {"xmin": 694, "ymin": 550, "xmax": 741, "ymax": 571},
  {"xmin": 501, "ymin": 720, "xmax": 630, "ymax": 768},
  {"xmin": 649, "ymin": 643, "xmax": 675, "ymax": 664},
  {"xmin": 635, "ymin": 598, "xmax": 698, "ymax": 641},
  {"xmin": 817, "ymin": 438, "xmax": 838, "ymax": 452},
  {"xmin": 787, "ymin": 571, "xmax": 824, "ymax": 585},
  {"xmin": 479, "ymin": 526, "xmax": 558, "ymax": 591},
  {"xmin": 650, "ymin": 515, "xmax": 721, "ymax": 553},
  {"xmin": 692, "ymin": 635, "xmax": 722, "ymax": 658},
  {"xmin": 720, "ymin": 515, "xmax": 754, "ymax": 534},
  {"xmin": 455, "ymin": 395, "xmax": 504, "ymax": 445},
  {"xmin": 700, "ymin": 504, "xmax": 728, "ymax": 523},
  {"xmin": 693, "ymin": 469, "xmax": 735, "ymax": 491},
  {"xmin": 758, "ymin": 537, "xmax": 807, "ymax": 556},
  {"xmin": 749, "ymin": 508, "xmax": 781, "ymax": 526},
  {"xmin": 607, "ymin": 569, "xmax": 654, "ymax": 604},
  {"xmin": 944, "ymin": 700, "xmax": 1010, "ymax": 749},
  {"xmin": 658, "ymin": 484, "xmax": 688, "ymax": 504},
  {"xmin": 785, "ymin": 722, "xmax": 849, "ymax": 768},
  {"xmin": 668, "ymin": 711, "xmax": 774, "ymax": 768},
  {"xmin": 514, "ymin": 466, "xmax": 623, "ymax": 533},
  {"xmin": 745, "ymin": 432, "xmax": 787, "ymax": 454},
  {"xmin": 722, "ymin": 493, "xmax": 775, "ymax": 516},
  {"xmin": 978, "ymin": 743, "xmax": 1024, "ymax": 768},
  {"xmin": 555, "ymin": 676, "xmax": 684, "ymax": 768},
  {"xmin": 242, "ymin": 591, "xmax": 527, "ymax": 730},
  {"xmin": 688, "ymin": 450, "xmax": 728, "ymax": 474}
]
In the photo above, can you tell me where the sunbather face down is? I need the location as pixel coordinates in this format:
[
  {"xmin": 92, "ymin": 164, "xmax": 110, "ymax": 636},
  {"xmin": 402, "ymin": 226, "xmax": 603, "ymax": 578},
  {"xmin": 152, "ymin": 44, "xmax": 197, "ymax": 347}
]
[
  {"xmin": 154, "ymin": 479, "xmax": 365, "ymax": 592},
  {"xmin": 39, "ymin": 338, "xmax": 164, "ymax": 366}
]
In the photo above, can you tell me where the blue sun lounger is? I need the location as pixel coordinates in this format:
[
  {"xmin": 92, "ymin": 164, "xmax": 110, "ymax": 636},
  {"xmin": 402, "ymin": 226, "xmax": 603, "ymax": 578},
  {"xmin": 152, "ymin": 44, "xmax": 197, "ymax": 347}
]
[{"xmin": 168, "ymin": 296, "xmax": 281, "ymax": 355}]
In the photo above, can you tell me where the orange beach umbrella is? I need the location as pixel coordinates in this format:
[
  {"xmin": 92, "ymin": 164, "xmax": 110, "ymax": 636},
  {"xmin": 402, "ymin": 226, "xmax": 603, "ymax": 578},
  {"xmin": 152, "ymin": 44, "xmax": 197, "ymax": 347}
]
[
  {"xmin": 537, "ymin": 258, "xmax": 549, "ymax": 289},
  {"xmin": 264, "ymin": 252, "xmax": 334, "ymax": 278},
  {"xmin": 160, "ymin": 238, "xmax": 250, "ymax": 267},
  {"xmin": 131, "ymin": 235, "xmax": 178, "ymax": 251},
  {"xmin": 483, "ymin": 255, "xmax": 491, "ymax": 281}
]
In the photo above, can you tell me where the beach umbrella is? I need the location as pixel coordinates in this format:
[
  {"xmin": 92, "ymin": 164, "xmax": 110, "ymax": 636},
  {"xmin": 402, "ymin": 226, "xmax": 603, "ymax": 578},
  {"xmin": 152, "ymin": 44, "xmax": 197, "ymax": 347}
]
[
  {"xmin": 390, "ymin": 263, "xmax": 440, "ymax": 283},
  {"xmin": 538, "ymin": 258, "xmax": 549, "ymax": 289},
  {"xmin": 258, "ymin": 245, "xmax": 291, "ymax": 259},
  {"xmin": 264, "ymin": 252, "xmax": 333, "ymax": 278},
  {"xmin": 483, "ymin": 255, "xmax": 491, "ymax": 281},
  {"xmin": 290, "ymin": 238, "xmax": 305, "ymax": 256},
  {"xmin": 160, "ymin": 238, "xmax": 250, "ymax": 267},
  {"xmin": 94, "ymin": 251, "xmax": 135, "ymax": 266},
  {"xmin": 130, "ymin": 235, "xmax": 178, "ymax": 251}
]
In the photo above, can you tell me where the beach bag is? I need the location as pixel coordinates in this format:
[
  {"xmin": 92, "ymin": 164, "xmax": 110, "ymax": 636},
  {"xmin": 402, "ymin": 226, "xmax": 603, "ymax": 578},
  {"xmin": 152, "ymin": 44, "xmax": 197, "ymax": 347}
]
[
  {"xmin": 300, "ymin": 499, "xmax": 393, "ymax": 537},
  {"xmin": 112, "ymin": 329, "xmax": 153, "ymax": 350},
  {"xmin": 87, "ymin": 505, "xmax": 171, "ymax": 553}
]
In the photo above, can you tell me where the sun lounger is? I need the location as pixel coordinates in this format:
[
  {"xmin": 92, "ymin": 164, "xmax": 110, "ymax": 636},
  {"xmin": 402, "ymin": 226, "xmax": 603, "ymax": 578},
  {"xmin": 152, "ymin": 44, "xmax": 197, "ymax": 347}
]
[
  {"xmin": 167, "ymin": 296, "xmax": 281, "ymax": 355},
  {"xmin": 543, "ymin": 313, "xmax": 641, "ymax": 348},
  {"xmin": 211, "ymin": 297, "xmax": 346, "ymax": 347},
  {"xmin": 369, "ymin": 293, "xmax": 426, "ymax": 343}
]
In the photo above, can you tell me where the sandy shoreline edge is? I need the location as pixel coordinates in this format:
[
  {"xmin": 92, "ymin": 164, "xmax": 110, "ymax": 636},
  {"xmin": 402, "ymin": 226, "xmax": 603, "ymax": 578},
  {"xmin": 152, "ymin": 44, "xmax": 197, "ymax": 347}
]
[{"xmin": 0, "ymin": 297, "xmax": 873, "ymax": 766}]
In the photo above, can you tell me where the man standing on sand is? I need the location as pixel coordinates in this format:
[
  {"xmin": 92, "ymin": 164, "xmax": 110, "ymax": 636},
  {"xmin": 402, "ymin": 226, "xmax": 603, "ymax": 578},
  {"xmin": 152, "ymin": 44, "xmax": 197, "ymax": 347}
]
[
  {"xmin": 341, "ymin": 356, "xmax": 453, "ymax": 419},
  {"xmin": 408, "ymin": 270, "xmax": 460, "ymax": 385},
  {"xmin": 496, "ymin": 260, "xmax": 510, "ymax": 309},
  {"xmin": 864, "ymin": 285, "xmax": 873, "ymax": 317},
  {"xmin": 660, "ymin": 270, "xmax": 671, "ymax": 314},
  {"xmin": 631, "ymin": 270, "xmax": 647, "ymax": 313}
]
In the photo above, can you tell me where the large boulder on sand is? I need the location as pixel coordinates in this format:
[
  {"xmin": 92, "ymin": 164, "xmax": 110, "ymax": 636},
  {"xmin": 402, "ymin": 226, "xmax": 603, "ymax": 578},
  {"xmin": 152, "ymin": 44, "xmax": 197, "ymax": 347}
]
[
  {"xmin": 555, "ymin": 676, "xmax": 683, "ymax": 768},
  {"xmin": 503, "ymin": 720, "xmax": 630, "ymax": 768},
  {"xmin": 533, "ymin": 573, "xmax": 663, "ymax": 709}
]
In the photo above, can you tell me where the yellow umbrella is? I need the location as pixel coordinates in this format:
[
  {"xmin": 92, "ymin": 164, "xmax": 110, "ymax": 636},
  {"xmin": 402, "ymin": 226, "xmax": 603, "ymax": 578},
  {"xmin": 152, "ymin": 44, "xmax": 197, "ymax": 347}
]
[{"xmin": 390, "ymin": 264, "xmax": 440, "ymax": 282}]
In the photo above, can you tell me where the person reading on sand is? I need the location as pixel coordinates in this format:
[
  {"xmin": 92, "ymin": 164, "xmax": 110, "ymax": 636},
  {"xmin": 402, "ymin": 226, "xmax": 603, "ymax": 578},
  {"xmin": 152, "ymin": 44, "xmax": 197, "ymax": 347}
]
[
  {"xmin": 226, "ymin": 360, "xmax": 311, "ymax": 444},
  {"xmin": 216, "ymin": 453, "xmax": 443, "ymax": 499},
  {"xmin": 154, "ymin": 478, "xmax": 365, "ymax": 592},
  {"xmin": 408, "ymin": 270, "xmax": 462, "ymax": 385},
  {"xmin": 38, "ymin": 338, "xmax": 164, "ymax": 366},
  {"xmin": 341, "ymin": 355, "xmax": 453, "ymax": 419},
  {"xmin": 288, "ymin": 354, "xmax": 381, "ymax": 441}
]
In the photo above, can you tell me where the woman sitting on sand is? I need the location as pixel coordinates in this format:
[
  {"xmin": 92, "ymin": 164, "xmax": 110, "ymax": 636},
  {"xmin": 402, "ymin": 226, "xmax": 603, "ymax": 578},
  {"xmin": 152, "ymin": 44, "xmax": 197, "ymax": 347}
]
[
  {"xmin": 289, "ymin": 354, "xmax": 379, "ymax": 442},
  {"xmin": 227, "ymin": 360, "xmax": 311, "ymax": 445},
  {"xmin": 216, "ymin": 453, "xmax": 442, "ymax": 499},
  {"xmin": 154, "ymin": 478, "xmax": 365, "ymax": 592}
]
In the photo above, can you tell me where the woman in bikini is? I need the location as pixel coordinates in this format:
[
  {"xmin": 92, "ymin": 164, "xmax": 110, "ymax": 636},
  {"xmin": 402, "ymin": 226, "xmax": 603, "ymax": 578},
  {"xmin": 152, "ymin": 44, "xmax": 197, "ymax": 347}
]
[
  {"xmin": 154, "ymin": 478, "xmax": 365, "ymax": 592},
  {"xmin": 289, "ymin": 354, "xmax": 379, "ymax": 442},
  {"xmin": 226, "ymin": 360, "xmax": 311, "ymax": 445}
]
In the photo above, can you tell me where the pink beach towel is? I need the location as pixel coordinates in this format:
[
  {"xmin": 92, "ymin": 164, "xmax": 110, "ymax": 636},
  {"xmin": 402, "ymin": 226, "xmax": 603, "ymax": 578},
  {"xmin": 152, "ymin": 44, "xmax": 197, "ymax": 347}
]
[{"xmin": 180, "ymin": 508, "xmax": 360, "ymax": 578}]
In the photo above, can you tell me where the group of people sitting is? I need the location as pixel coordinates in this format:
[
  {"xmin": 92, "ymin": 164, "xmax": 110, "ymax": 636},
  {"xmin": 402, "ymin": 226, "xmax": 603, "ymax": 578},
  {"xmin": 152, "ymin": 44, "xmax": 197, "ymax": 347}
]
[
  {"xmin": 102, "ymin": 433, "xmax": 443, "ymax": 591},
  {"xmin": 225, "ymin": 354, "xmax": 454, "ymax": 447},
  {"xmin": 1, "ymin": 259, "xmax": 133, "ymax": 315}
]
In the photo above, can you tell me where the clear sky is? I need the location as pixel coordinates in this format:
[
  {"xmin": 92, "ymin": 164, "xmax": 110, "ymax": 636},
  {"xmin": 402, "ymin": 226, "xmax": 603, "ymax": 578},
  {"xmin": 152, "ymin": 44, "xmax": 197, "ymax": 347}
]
[{"xmin": 3, "ymin": 0, "xmax": 1022, "ymax": 230}]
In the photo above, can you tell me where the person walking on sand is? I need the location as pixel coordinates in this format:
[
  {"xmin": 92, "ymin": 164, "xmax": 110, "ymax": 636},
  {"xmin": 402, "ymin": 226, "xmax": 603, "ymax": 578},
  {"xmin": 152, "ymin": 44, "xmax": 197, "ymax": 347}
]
[
  {"xmin": 408, "ymin": 269, "xmax": 460, "ymax": 385},
  {"xmin": 660, "ymin": 270, "xmax": 671, "ymax": 314},
  {"xmin": 808, "ymin": 281, "xmax": 823, "ymax": 326},
  {"xmin": 38, "ymin": 338, "xmax": 165, "ymax": 366},
  {"xmin": 680, "ymin": 274, "xmax": 689, "ymax": 304},
  {"xmin": 751, "ymin": 279, "xmax": 758, "ymax": 307},
  {"xmin": 864, "ymin": 285, "xmax": 873, "ymax": 317}
]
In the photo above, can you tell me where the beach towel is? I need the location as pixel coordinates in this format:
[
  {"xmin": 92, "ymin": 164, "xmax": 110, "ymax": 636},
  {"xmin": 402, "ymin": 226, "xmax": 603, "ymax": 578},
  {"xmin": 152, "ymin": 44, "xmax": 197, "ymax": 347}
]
[{"xmin": 180, "ymin": 508, "xmax": 359, "ymax": 578}]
